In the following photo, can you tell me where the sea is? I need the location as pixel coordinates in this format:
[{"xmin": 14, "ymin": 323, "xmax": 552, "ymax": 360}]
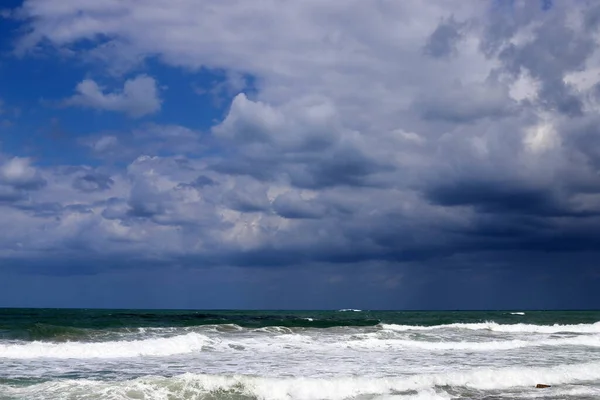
[{"xmin": 0, "ymin": 309, "xmax": 599, "ymax": 400}]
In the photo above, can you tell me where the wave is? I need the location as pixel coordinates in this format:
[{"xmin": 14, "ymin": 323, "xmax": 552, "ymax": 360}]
[
  {"xmin": 0, "ymin": 319, "xmax": 381, "ymax": 342},
  {"xmin": 510, "ymin": 312, "xmax": 526, "ymax": 316},
  {"xmin": 1, "ymin": 362, "xmax": 600, "ymax": 399},
  {"xmin": 515, "ymin": 386, "xmax": 600, "ymax": 399},
  {"xmin": 3, "ymin": 329, "xmax": 600, "ymax": 359},
  {"xmin": 339, "ymin": 309, "xmax": 362, "ymax": 312},
  {"xmin": 251, "ymin": 326, "xmax": 295, "ymax": 334},
  {"xmin": 8, "ymin": 320, "xmax": 600, "ymax": 345},
  {"xmin": 380, "ymin": 321, "xmax": 600, "ymax": 334},
  {"xmin": 0, "ymin": 332, "xmax": 211, "ymax": 359},
  {"xmin": 347, "ymin": 335, "xmax": 600, "ymax": 351},
  {"xmin": 0, "ymin": 323, "xmax": 102, "ymax": 342}
]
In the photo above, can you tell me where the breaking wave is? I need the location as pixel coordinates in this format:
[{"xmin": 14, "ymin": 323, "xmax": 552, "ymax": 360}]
[
  {"xmin": 2, "ymin": 362, "xmax": 600, "ymax": 400},
  {"xmin": 347, "ymin": 335, "xmax": 600, "ymax": 351},
  {"xmin": 380, "ymin": 321, "xmax": 600, "ymax": 334},
  {"xmin": 2, "ymin": 329, "xmax": 600, "ymax": 359},
  {"xmin": 0, "ymin": 332, "xmax": 211, "ymax": 359}
]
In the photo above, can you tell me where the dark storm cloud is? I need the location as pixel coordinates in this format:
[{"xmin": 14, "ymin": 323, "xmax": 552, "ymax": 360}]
[
  {"xmin": 211, "ymin": 143, "xmax": 388, "ymax": 190},
  {"xmin": 479, "ymin": 1, "xmax": 541, "ymax": 57},
  {"xmin": 211, "ymin": 94, "xmax": 392, "ymax": 189},
  {"xmin": 185, "ymin": 175, "xmax": 216, "ymax": 188},
  {"xmin": 14, "ymin": 201, "xmax": 63, "ymax": 218},
  {"xmin": 0, "ymin": 186, "xmax": 26, "ymax": 203},
  {"xmin": 8, "ymin": 176, "xmax": 47, "ymax": 191},
  {"xmin": 484, "ymin": 4, "xmax": 593, "ymax": 116},
  {"xmin": 560, "ymin": 115, "xmax": 600, "ymax": 171},
  {"xmin": 223, "ymin": 189, "xmax": 271, "ymax": 213},
  {"xmin": 584, "ymin": 3, "xmax": 600, "ymax": 31},
  {"xmin": 414, "ymin": 82, "xmax": 515, "ymax": 123},
  {"xmin": 287, "ymin": 146, "xmax": 390, "ymax": 189},
  {"xmin": 127, "ymin": 184, "xmax": 167, "ymax": 218},
  {"xmin": 211, "ymin": 158, "xmax": 278, "ymax": 182},
  {"xmin": 423, "ymin": 179, "xmax": 597, "ymax": 217},
  {"xmin": 272, "ymin": 193, "xmax": 326, "ymax": 219},
  {"xmin": 101, "ymin": 197, "xmax": 128, "ymax": 220},
  {"xmin": 423, "ymin": 17, "xmax": 465, "ymax": 58},
  {"xmin": 73, "ymin": 173, "xmax": 114, "ymax": 192},
  {"xmin": 0, "ymin": 169, "xmax": 46, "ymax": 192}
]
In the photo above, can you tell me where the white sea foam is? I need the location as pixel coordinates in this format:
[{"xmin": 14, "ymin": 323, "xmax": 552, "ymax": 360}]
[
  {"xmin": 372, "ymin": 391, "xmax": 453, "ymax": 400},
  {"xmin": 500, "ymin": 386, "xmax": 600, "ymax": 398},
  {"xmin": 510, "ymin": 312, "xmax": 526, "ymax": 315},
  {"xmin": 3, "ymin": 328, "xmax": 600, "ymax": 360},
  {"xmin": 2, "ymin": 362, "xmax": 600, "ymax": 400},
  {"xmin": 0, "ymin": 332, "xmax": 211, "ymax": 359},
  {"xmin": 339, "ymin": 309, "xmax": 362, "ymax": 312},
  {"xmin": 381, "ymin": 321, "xmax": 600, "ymax": 334},
  {"xmin": 345, "ymin": 334, "xmax": 600, "ymax": 351},
  {"xmin": 252, "ymin": 326, "xmax": 295, "ymax": 334}
]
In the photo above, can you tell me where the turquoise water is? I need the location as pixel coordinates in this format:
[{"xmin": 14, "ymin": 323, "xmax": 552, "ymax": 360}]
[
  {"xmin": 2, "ymin": 308, "xmax": 599, "ymax": 334},
  {"xmin": 1, "ymin": 309, "xmax": 600, "ymax": 399}
]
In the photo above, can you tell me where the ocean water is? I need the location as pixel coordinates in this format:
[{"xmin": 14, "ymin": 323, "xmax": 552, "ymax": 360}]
[{"xmin": 1, "ymin": 309, "xmax": 599, "ymax": 399}]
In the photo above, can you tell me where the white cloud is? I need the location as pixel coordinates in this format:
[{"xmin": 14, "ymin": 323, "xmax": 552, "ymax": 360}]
[
  {"xmin": 91, "ymin": 135, "xmax": 119, "ymax": 152},
  {"xmin": 65, "ymin": 75, "xmax": 161, "ymax": 118},
  {"xmin": 0, "ymin": 157, "xmax": 45, "ymax": 190}
]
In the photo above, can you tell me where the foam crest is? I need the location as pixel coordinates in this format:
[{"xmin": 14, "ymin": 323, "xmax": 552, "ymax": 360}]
[
  {"xmin": 232, "ymin": 330, "xmax": 600, "ymax": 352},
  {"xmin": 252, "ymin": 326, "xmax": 295, "ymax": 334},
  {"xmin": 2, "ymin": 362, "xmax": 600, "ymax": 400},
  {"xmin": 372, "ymin": 390, "xmax": 452, "ymax": 400},
  {"xmin": 0, "ymin": 332, "xmax": 211, "ymax": 359},
  {"xmin": 347, "ymin": 334, "xmax": 600, "ymax": 351},
  {"xmin": 511, "ymin": 386, "xmax": 600, "ymax": 398},
  {"xmin": 381, "ymin": 321, "xmax": 600, "ymax": 334},
  {"xmin": 4, "ymin": 328, "xmax": 600, "ymax": 359}
]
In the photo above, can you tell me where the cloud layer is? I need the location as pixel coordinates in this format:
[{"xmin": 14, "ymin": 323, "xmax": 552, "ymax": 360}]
[{"xmin": 2, "ymin": 0, "xmax": 600, "ymax": 307}]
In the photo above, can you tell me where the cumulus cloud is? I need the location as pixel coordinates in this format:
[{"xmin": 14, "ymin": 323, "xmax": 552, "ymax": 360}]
[
  {"xmin": 212, "ymin": 93, "xmax": 390, "ymax": 188},
  {"xmin": 2, "ymin": 0, "xmax": 600, "ymax": 304},
  {"xmin": 64, "ymin": 75, "xmax": 161, "ymax": 118},
  {"xmin": 0, "ymin": 157, "xmax": 46, "ymax": 191}
]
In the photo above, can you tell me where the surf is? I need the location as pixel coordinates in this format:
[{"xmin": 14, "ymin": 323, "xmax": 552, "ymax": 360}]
[
  {"xmin": 2, "ymin": 362, "xmax": 600, "ymax": 400},
  {"xmin": 0, "ymin": 332, "xmax": 212, "ymax": 359},
  {"xmin": 380, "ymin": 321, "xmax": 600, "ymax": 334},
  {"xmin": 3, "ymin": 329, "xmax": 600, "ymax": 359}
]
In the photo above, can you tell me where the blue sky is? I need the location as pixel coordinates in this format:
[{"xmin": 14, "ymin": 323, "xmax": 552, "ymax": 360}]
[{"xmin": 0, "ymin": 0, "xmax": 599, "ymax": 309}]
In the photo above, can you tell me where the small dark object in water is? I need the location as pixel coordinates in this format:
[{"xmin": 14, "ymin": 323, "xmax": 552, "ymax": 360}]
[{"xmin": 536, "ymin": 384, "xmax": 551, "ymax": 389}]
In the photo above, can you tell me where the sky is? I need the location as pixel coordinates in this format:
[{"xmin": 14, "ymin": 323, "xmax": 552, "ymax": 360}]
[{"xmin": 0, "ymin": 0, "xmax": 599, "ymax": 310}]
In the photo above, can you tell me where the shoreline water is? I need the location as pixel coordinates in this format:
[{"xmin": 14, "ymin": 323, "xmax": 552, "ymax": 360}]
[{"xmin": 1, "ymin": 309, "xmax": 599, "ymax": 399}]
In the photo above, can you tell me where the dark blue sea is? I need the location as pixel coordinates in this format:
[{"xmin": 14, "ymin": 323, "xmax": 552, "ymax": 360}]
[{"xmin": 1, "ymin": 309, "xmax": 599, "ymax": 399}]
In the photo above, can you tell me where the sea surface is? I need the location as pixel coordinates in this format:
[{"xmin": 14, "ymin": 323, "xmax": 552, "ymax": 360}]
[{"xmin": 1, "ymin": 309, "xmax": 599, "ymax": 400}]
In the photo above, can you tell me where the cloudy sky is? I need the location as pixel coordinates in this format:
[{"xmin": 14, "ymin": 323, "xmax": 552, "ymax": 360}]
[{"xmin": 0, "ymin": 0, "xmax": 599, "ymax": 309}]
